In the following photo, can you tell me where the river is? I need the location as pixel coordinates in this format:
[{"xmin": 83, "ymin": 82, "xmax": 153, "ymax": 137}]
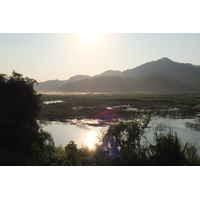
[
  {"xmin": 43, "ymin": 116, "xmax": 200, "ymax": 154},
  {"xmin": 42, "ymin": 100, "xmax": 200, "ymax": 153}
]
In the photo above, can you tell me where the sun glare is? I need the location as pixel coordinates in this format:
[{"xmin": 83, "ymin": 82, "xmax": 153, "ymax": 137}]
[
  {"xmin": 78, "ymin": 33, "xmax": 100, "ymax": 45},
  {"xmin": 86, "ymin": 131, "xmax": 98, "ymax": 149}
]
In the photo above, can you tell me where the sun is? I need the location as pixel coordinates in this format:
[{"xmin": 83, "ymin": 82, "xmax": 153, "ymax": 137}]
[{"xmin": 78, "ymin": 33, "xmax": 100, "ymax": 45}]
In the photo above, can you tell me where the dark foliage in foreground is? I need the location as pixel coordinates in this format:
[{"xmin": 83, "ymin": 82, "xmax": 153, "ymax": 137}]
[
  {"xmin": 0, "ymin": 72, "xmax": 54, "ymax": 165},
  {"xmin": 37, "ymin": 117, "xmax": 199, "ymax": 166},
  {"xmin": 36, "ymin": 113, "xmax": 199, "ymax": 166},
  {"xmin": 0, "ymin": 72, "xmax": 199, "ymax": 166},
  {"xmin": 92, "ymin": 114, "xmax": 199, "ymax": 166}
]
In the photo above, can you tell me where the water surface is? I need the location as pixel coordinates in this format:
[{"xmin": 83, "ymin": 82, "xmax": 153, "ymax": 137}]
[
  {"xmin": 43, "ymin": 121, "xmax": 105, "ymax": 148},
  {"xmin": 43, "ymin": 100, "xmax": 65, "ymax": 104},
  {"xmin": 43, "ymin": 117, "xmax": 200, "ymax": 154}
]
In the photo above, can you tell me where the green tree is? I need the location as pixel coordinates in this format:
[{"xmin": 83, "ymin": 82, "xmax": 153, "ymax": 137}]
[
  {"xmin": 149, "ymin": 130, "xmax": 199, "ymax": 166},
  {"xmin": 96, "ymin": 113, "xmax": 199, "ymax": 166},
  {"xmin": 65, "ymin": 140, "xmax": 78, "ymax": 165},
  {"xmin": 98, "ymin": 113, "xmax": 152, "ymax": 165},
  {"xmin": 0, "ymin": 71, "xmax": 54, "ymax": 165}
]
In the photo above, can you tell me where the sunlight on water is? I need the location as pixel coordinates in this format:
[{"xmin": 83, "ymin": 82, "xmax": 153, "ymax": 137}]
[
  {"xmin": 43, "ymin": 100, "xmax": 64, "ymax": 104},
  {"xmin": 86, "ymin": 131, "xmax": 98, "ymax": 149}
]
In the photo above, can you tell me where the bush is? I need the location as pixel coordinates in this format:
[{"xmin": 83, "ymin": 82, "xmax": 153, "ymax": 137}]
[{"xmin": 149, "ymin": 130, "xmax": 199, "ymax": 166}]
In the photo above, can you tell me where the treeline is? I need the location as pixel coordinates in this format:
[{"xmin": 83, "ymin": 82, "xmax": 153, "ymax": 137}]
[{"xmin": 0, "ymin": 72, "xmax": 199, "ymax": 166}]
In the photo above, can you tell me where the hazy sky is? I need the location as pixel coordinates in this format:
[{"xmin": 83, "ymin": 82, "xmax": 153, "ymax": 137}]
[{"xmin": 1, "ymin": 33, "xmax": 200, "ymax": 82}]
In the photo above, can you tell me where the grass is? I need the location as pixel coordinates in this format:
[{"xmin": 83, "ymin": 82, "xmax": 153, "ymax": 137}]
[{"xmin": 38, "ymin": 93, "xmax": 200, "ymax": 121}]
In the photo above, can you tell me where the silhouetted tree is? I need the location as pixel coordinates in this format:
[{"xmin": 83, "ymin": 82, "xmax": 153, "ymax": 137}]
[
  {"xmin": 149, "ymin": 130, "xmax": 199, "ymax": 166},
  {"xmin": 65, "ymin": 140, "xmax": 78, "ymax": 165},
  {"xmin": 98, "ymin": 113, "xmax": 152, "ymax": 165},
  {"xmin": 96, "ymin": 113, "xmax": 199, "ymax": 166},
  {"xmin": 0, "ymin": 71, "xmax": 54, "ymax": 165}
]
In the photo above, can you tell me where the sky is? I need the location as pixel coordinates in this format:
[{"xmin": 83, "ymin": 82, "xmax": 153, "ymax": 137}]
[{"xmin": 1, "ymin": 33, "xmax": 200, "ymax": 82}]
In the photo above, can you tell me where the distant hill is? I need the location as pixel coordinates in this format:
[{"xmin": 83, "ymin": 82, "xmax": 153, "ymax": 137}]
[
  {"xmin": 68, "ymin": 74, "xmax": 90, "ymax": 82},
  {"xmin": 122, "ymin": 57, "xmax": 200, "ymax": 84},
  {"xmin": 133, "ymin": 75, "xmax": 198, "ymax": 93},
  {"xmin": 58, "ymin": 75, "xmax": 199, "ymax": 93},
  {"xmin": 34, "ymin": 79, "xmax": 68, "ymax": 92},
  {"xmin": 94, "ymin": 70, "xmax": 123, "ymax": 77},
  {"xmin": 34, "ymin": 75, "xmax": 90, "ymax": 92},
  {"xmin": 35, "ymin": 58, "xmax": 200, "ymax": 93},
  {"xmin": 59, "ymin": 76, "xmax": 134, "ymax": 93}
]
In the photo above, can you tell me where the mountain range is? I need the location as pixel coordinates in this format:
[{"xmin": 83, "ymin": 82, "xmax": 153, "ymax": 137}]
[{"xmin": 34, "ymin": 57, "xmax": 200, "ymax": 93}]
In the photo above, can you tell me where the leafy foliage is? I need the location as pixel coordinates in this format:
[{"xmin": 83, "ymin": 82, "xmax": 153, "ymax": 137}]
[
  {"xmin": 99, "ymin": 113, "xmax": 152, "ymax": 165},
  {"xmin": 93, "ymin": 113, "xmax": 200, "ymax": 166},
  {"xmin": 150, "ymin": 131, "xmax": 199, "ymax": 166},
  {"xmin": 0, "ymin": 71, "xmax": 54, "ymax": 165}
]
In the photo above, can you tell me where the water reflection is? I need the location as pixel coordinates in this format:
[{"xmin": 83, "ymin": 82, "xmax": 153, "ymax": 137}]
[
  {"xmin": 43, "ymin": 117, "xmax": 200, "ymax": 155},
  {"xmin": 185, "ymin": 119, "xmax": 200, "ymax": 131},
  {"xmin": 43, "ymin": 121, "xmax": 103, "ymax": 148},
  {"xmin": 43, "ymin": 100, "xmax": 65, "ymax": 104},
  {"xmin": 86, "ymin": 131, "xmax": 98, "ymax": 149},
  {"xmin": 154, "ymin": 123, "xmax": 171, "ymax": 132}
]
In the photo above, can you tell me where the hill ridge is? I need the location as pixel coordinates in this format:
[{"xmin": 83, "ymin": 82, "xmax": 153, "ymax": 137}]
[{"xmin": 34, "ymin": 58, "xmax": 200, "ymax": 93}]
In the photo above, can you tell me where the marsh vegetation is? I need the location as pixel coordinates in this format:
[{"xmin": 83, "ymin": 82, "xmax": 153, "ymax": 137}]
[{"xmin": 39, "ymin": 93, "xmax": 200, "ymax": 122}]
